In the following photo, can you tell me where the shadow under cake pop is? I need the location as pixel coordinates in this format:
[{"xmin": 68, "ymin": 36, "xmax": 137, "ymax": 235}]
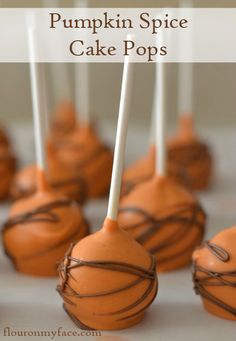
[{"xmin": 192, "ymin": 226, "xmax": 236, "ymax": 321}]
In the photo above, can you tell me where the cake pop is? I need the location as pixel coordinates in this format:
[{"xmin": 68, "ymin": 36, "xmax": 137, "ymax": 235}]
[
  {"xmin": 122, "ymin": 144, "xmax": 191, "ymax": 196},
  {"xmin": 2, "ymin": 24, "xmax": 89, "ymax": 277},
  {"xmin": 193, "ymin": 226, "xmax": 236, "ymax": 321},
  {"xmin": 168, "ymin": 115, "xmax": 213, "ymax": 190},
  {"xmin": 118, "ymin": 51, "xmax": 206, "ymax": 272},
  {"xmin": 52, "ymin": 124, "xmax": 113, "ymax": 198},
  {"xmin": 57, "ymin": 47, "xmax": 158, "ymax": 330},
  {"xmin": 119, "ymin": 176, "xmax": 206, "ymax": 272},
  {"xmin": 3, "ymin": 171, "xmax": 89, "ymax": 276}
]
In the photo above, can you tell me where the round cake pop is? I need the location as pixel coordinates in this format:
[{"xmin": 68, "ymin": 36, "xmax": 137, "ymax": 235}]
[
  {"xmin": 193, "ymin": 226, "xmax": 236, "ymax": 321},
  {"xmin": 51, "ymin": 101, "xmax": 77, "ymax": 139},
  {"xmin": 122, "ymin": 145, "xmax": 191, "ymax": 197},
  {"xmin": 57, "ymin": 218, "xmax": 157, "ymax": 330},
  {"xmin": 10, "ymin": 152, "xmax": 87, "ymax": 205},
  {"xmin": 118, "ymin": 176, "xmax": 206, "ymax": 272},
  {"xmin": 57, "ymin": 51, "xmax": 157, "ymax": 330},
  {"xmin": 3, "ymin": 171, "xmax": 89, "ymax": 276},
  {"xmin": 53, "ymin": 124, "xmax": 113, "ymax": 198},
  {"xmin": 168, "ymin": 116, "xmax": 213, "ymax": 190}
]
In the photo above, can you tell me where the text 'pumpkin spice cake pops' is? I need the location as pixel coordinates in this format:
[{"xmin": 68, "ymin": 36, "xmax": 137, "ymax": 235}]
[
  {"xmin": 193, "ymin": 226, "xmax": 236, "ymax": 321},
  {"xmin": 57, "ymin": 46, "xmax": 158, "ymax": 330},
  {"xmin": 2, "ymin": 24, "xmax": 89, "ymax": 277},
  {"xmin": 118, "ymin": 53, "xmax": 206, "ymax": 272}
]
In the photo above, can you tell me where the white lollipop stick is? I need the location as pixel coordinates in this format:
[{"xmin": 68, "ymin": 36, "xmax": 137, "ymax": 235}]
[
  {"xmin": 155, "ymin": 27, "xmax": 167, "ymax": 177},
  {"xmin": 74, "ymin": 0, "xmax": 90, "ymax": 124},
  {"xmin": 41, "ymin": 63, "xmax": 49, "ymax": 134},
  {"xmin": 107, "ymin": 36, "xmax": 134, "ymax": 221},
  {"xmin": 27, "ymin": 24, "xmax": 46, "ymax": 173},
  {"xmin": 178, "ymin": 0, "xmax": 193, "ymax": 117},
  {"xmin": 42, "ymin": 0, "xmax": 72, "ymax": 103}
]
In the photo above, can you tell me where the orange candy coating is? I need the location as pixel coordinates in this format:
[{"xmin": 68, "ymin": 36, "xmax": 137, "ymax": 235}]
[
  {"xmin": 168, "ymin": 116, "xmax": 213, "ymax": 190},
  {"xmin": 3, "ymin": 177, "xmax": 89, "ymax": 277},
  {"xmin": 53, "ymin": 124, "xmax": 113, "ymax": 199},
  {"xmin": 118, "ymin": 176, "xmax": 206, "ymax": 272},
  {"xmin": 193, "ymin": 226, "xmax": 236, "ymax": 321},
  {"xmin": 51, "ymin": 101, "xmax": 77, "ymax": 139},
  {"xmin": 122, "ymin": 145, "xmax": 191, "ymax": 196},
  {"xmin": 57, "ymin": 218, "xmax": 158, "ymax": 330}
]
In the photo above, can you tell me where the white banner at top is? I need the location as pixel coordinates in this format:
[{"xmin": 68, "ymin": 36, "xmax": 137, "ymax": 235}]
[{"xmin": 0, "ymin": 8, "xmax": 235, "ymax": 62}]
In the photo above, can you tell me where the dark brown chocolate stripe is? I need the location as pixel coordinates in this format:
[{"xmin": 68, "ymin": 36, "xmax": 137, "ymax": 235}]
[
  {"xmin": 169, "ymin": 141, "xmax": 211, "ymax": 167},
  {"xmin": 205, "ymin": 241, "xmax": 230, "ymax": 262},
  {"xmin": 3, "ymin": 199, "xmax": 76, "ymax": 230},
  {"xmin": 51, "ymin": 175, "xmax": 87, "ymax": 204},
  {"xmin": 193, "ymin": 261, "xmax": 236, "ymax": 317},
  {"xmin": 57, "ymin": 245, "xmax": 157, "ymax": 329},
  {"xmin": 55, "ymin": 141, "xmax": 112, "ymax": 171},
  {"xmin": 13, "ymin": 176, "xmax": 87, "ymax": 204},
  {"xmin": 119, "ymin": 203, "xmax": 205, "ymax": 265}
]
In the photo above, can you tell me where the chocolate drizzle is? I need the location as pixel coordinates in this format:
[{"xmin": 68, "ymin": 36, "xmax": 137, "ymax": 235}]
[
  {"xmin": 169, "ymin": 141, "xmax": 211, "ymax": 167},
  {"xmin": 168, "ymin": 141, "xmax": 212, "ymax": 189},
  {"xmin": 57, "ymin": 244, "xmax": 157, "ymax": 330},
  {"xmin": 193, "ymin": 242, "xmax": 236, "ymax": 318},
  {"xmin": 118, "ymin": 203, "xmax": 205, "ymax": 265},
  {"xmin": 12, "ymin": 175, "xmax": 87, "ymax": 205},
  {"xmin": 3, "ymin": 199, "xmax": 77, "ymax": 230}
]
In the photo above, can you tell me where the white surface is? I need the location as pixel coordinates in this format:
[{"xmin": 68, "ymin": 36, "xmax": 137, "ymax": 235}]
[{"xmin": 0, "ymin": 125, "xmax": 235, "ymax": 341}]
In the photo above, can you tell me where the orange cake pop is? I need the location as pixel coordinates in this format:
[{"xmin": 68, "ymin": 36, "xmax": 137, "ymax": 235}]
[
  {"xmin": 57, "ymin": 48, "xmax": 157, "ymax": 330},
  {"xmin": 52, "ymin": 124, "xmax": 113, "ymax": 198},
  {"xmin": 118, "ymin": 176, "xmax": 206, "ymax": 272},
  {"xmin": 3, "ymin": 171, "xmax": 89, "ymax": 276},
  {"xmin": 122, "ymin": 145, "xmax": 191, "ymax": 196},
  {"xmin": 57, "ymin": 218, "xmax": 157, "ymax": 330},
  {"xmin": 168, "ymin": 115, "xmax": 213, "ymax": 190},
  {"xmin": 193, "ymin": 226, "xmax": 236, "ymax": 321}
]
